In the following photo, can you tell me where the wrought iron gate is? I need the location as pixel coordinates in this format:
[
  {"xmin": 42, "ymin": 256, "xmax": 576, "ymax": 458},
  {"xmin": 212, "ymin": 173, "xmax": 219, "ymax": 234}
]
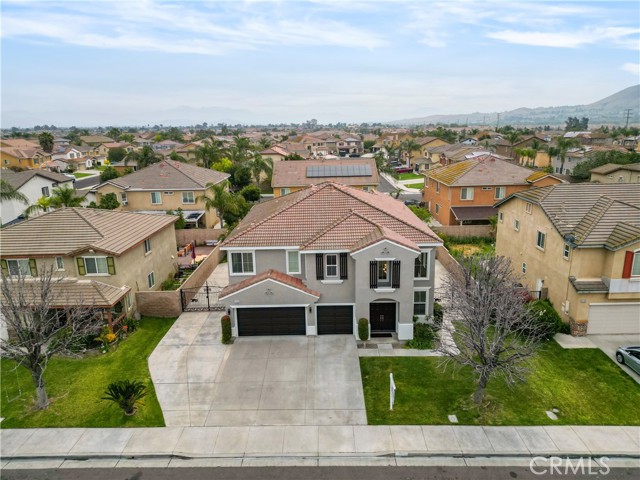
[{"xmin": 181, "ymin": 283, "xmax": 226, "ymax": 312}]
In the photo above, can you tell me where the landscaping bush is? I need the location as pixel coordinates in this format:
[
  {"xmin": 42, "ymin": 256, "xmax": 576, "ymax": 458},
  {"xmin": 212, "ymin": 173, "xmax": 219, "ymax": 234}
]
[
  {"xmin": 358, "ymin": 318, "xmax": 369, "ymax": 341},
  {"xmin": 525, "ymin": 299, "xmax": 565, "ymax": 340},
  {"xmin": 221, "ymin": 315, "xmax": 232, "ymax": 344},
  {"xmin": 405, "ymin": 323, "xmax": 437, "ymax": 350},
  {"xmin": 432, "ymin": 302, "xmax": 444, "ymax": 329},
  {"xmin": 102, "ymin": 379, "xmax": 147, "ymax": 416}
]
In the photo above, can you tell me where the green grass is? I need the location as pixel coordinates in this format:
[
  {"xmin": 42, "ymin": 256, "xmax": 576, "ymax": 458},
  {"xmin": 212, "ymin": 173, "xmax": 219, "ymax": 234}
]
[
  {"xmin": 405, "ymin": 182, "xmax": 424, "ymax": 189},
  {"xmin": 398, "ymin": 173, "xmax": 424, "ymax": 180},
  {"xmin": 361, "ymin": 341, "xmax": 640, "ymax": 426},
  {"xmin": 72, "ymin": 172, "xmax": 93, "ymax": 178},
  {"xmin": 0, "ymin": 317, "xmax": 175, "ymax": 428}
]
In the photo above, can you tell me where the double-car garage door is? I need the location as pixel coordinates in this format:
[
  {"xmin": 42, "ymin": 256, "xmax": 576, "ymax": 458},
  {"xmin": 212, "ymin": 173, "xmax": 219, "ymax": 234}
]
[
  {"xmin": 236, "ymin": 305, "xmax": 354, "ymax": 336},
  {"xmin": 587, "ymin": 303, "xmax": 640, "ymax": 335}
]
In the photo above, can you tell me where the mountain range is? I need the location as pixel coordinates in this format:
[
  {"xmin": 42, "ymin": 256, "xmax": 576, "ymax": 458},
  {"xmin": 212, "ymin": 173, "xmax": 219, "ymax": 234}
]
[{"xmin": 391, "ymin": 85, "xmax": 640, "ymax": 127}]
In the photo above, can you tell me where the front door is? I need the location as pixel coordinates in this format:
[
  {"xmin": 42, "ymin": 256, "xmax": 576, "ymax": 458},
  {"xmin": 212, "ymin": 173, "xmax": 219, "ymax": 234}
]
[{"xmin": 370, "ymin": 302, "xmax": 396, "ymax": 332}]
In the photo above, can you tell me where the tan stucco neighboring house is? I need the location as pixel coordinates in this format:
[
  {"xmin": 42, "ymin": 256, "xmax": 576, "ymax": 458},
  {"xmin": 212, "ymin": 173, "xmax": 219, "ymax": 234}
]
[
  {"xmin": 494, "ymin": 183, "xmax": 640, "ymax": 336},
  {"xmin": 0, "ymin": 139, "xmax": 51, "ymax": 170},
  {"xmin": 0, "ymin": 208, "xmax": 178, "ymax": 324},
  {"xmin": 589, "ymin": 163, "xmax": 640, "ymax": 184},
  {"xmin": 271, "ymin": 158, "xmax": 379, "ymax": 197},
  {"xmin": 94, "ymin": 160, "xmax": 229, "ymax": 228}
]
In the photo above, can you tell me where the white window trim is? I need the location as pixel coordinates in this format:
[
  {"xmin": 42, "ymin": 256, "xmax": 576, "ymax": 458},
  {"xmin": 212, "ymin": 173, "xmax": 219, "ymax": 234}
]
[
  {"xmin": 144, "ymin": 238, "xmax": 152, "ymax": 255},
  {"xmin": 460, "ymin": 187, "xmax": 474, "ymax": 201},
  {"xmin": 7, "ymin": 258, "xmax": 31, "ymax": 277},
  {"xmin": 150, "ymin": 192, "xmax": 162, "ymax": 205},
  {"xmin": 514, "ymin": 219, "xmax": 520, "ymax": 232},
  {"xmin": 631, "ymin": 250, "xmax": 640, "ymax": 278},
  {"xmin": 121, "ymin": 192, "xmax": 128, "ymax": 205},
  {"xmin": 413, "ymin": 251, "xmax": 430, "ymax": 280},
  {"xmin": 536, "ymin": 231, "xmax": 546, "ymax": 251},
  {"xmin": 413, "ymin": 287, "xmax": 430, "ymax": 319},
  {"xmin": 82, "ymin": 256, "xmax": 110, "ymax": 276},
  {"xmin": 494, "ymin": 186, "xmax": 505, "ymax": 200},
  {"xmin": 281, "ymin": 187, "xmax": 291, "ymax": 196},
  {"xmin": 147, "ymin": 271, "xmax": 155, "ymax": 288},
  {"xmin": 526, "ymin": 202, "xmax": 533, "ymax": 214},
  {"xmin": 286, "ymin": 250, "xmax": 301, "ymax": 275},
  {"xmin": 374, "ymin": 287, "xmax": 396, "ymax": 293},
  {"xmin": 325, "ymin": 254, "xmax": 338, "ymax": 278},
  {"xmin": 55, "ymin": 256, "xmax": 65, "ymax": 271},
  {"xmin": 563, "ymin": 243, "xmax": 570, "ymax": 261},
  {"xmin": 182, "ymin": 191, "xmax": 195, "ymax": 204},
  {"xmin": 522, "ymin": 262, "xmax": 527, "ymax": 274},
  {"xmin": 498, "ymin": 212, "xmax": 504, "ymax": 223},
  {"xmin": 229, "ymin": 251, "xmax": 256, "ymax": 276}
]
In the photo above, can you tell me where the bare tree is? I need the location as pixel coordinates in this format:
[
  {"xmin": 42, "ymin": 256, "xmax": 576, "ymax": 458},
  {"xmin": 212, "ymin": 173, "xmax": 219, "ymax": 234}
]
[
  {"xmin": 436, "ymin": 255, "xmax": 546, "ymax": 405},
  {"xmin": 1, "ymin": 265, "xmax": 103, "ymax": 409}
]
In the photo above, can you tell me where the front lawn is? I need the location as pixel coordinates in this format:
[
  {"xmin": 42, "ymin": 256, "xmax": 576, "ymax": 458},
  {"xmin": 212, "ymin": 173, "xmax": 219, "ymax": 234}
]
[
  {"xmin": 361, "ymin": 341, "xmax": 640, "ymax": 425},
  {"xmin": 405, "ymin": 182, "xmax": 424, "ymax": 189},
  {"xmin": 0, "ymin": 317, "xmax": 175, "ymax": 428},
  {"xmin": 398, "ymin": 173, "xmax": 423, "ymax": 181},
  {"xmin": 73, "ymin": 172, "xmax": 93, "ymax": 179}
]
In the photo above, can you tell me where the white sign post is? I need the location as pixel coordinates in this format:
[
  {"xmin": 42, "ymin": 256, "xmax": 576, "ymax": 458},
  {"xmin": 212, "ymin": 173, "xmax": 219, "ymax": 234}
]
[{"xmin": 390, "ymin": 373, "xmax": 396, "ymax": 410}]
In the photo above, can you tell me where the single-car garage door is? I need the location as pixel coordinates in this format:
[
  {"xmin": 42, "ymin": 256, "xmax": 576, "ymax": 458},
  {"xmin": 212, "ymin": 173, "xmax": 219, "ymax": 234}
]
[
  {"xmin": 237, "ymin": 307, "xmax": 306, "ymax": 336},
  {"xmin": 587, "ymin": 303, "xmax": 640, "ymax": 335},
  {"xmin": 317, "ymin": 306, "xmax": 353, "ymax": 335}
]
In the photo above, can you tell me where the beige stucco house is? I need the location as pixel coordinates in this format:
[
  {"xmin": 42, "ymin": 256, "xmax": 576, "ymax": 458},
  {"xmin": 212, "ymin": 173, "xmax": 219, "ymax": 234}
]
[
  {"xmin": 495, "ymin": 184, "xmax": 640, "ymax": 335},
  {"xmin": 0, "ymin": 208, "xmax": 177, "ymax": 325},
  {"xmin": 94, "ymin": 160, "xmax": 229, "ymax": 228},
  {"xmin": 590, "ymin": 163, "xmax": 640, "ymax": 184}
]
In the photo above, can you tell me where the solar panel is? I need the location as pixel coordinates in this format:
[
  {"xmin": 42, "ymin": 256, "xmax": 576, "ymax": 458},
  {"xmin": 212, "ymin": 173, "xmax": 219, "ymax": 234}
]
[{"xmin": 306, "ymin": 164, "xmax": 372, "ymax": 178}]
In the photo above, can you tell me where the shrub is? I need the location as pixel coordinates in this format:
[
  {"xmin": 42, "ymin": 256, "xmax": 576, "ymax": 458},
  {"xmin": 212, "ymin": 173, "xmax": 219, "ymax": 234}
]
[
  {"xmin": 358, "ymin": 318, "xmax": 369, "ymax": 341},
  {"xmin": 525, "ymin": 299, "xmax": 565, "ymax": 340},
  {"xmin": 405, "ymin": 323, "xmax": 437, "ymax": 350},
  {"xmin": 221, "ymin": 315, "xmax": 232, "ymax": 344},
  {"xmin": 102, "ymin": 379, "xmax": 147, "ymax": 415},
  {"xmin": 432, "ymin": 302, "xmax": 444, "ymax": 329},
  {"xmin": 239, "ymin": 184, "xmax": 261, "ymax": 202},
  {"xmin": 123, "ymin": 317, "xmax": 139, "ymax": 332}
]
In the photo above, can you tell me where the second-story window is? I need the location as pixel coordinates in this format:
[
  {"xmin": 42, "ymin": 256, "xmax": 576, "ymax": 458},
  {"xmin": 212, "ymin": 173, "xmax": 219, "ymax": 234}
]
[
  {"xmin": 563, "ymin": 243, "xmax": 570, "ymax": 260},
  {"xmin": 536, "ymin": 231, "xmax": 546, "ymax": 250},
  {"xmin": 414, "ymin": 252, "xmax": 429, "ymax": 278},
  {"xmin": 436, "ymin": 182, "xmax": 440, "ymax": 193},
  {"xmin": 494, "ymin": 187, "xmax": 506, "ymax": 200},
  {"xmin": 632, "ymin": 251, "xmax": 640, "ymax": 277},
  {"xmin": 144, "ymin": 238, "xmax": 151, "ymax": 254},
  {"xmin": 287, "ymin": 251, "xmax": 300, "ymax": 274},
  {"xmin": 378, "ymin": 261, "xmax": 391, "ymax": 286},
  {"xmin": 281, "ymin": 188, "xmax": 291, "ymax": 196},
  {"xmin": 41, "ymin": 186, "xmax": 50, "ymax": 197},
  {"xmin": 230, "ymin": 252, "xmax": 254, "ymax": 275},
  {"xmin": 150, "ymin": 192, "xmax": 162, "ymax": 204},
  {"xmin": 514, "ymin": 219, "xmax": 520, "ymax": 231},
  {"xmin": 325, "ymin": 254, "xmax": 338, "ymax": 277},
  {"xmin": 6, "ymin": 259, "xmax": 31, "ymax": 276},
  {"xmin": 83, "ymin": 257, "xmax": 109, "ymax": 275},
  {"xmin": 526, "ymin": 202, "xmax": 533, "ymax": 214},
  {"xmin": 182, "ymin": 191, "xmax": 195, "ymax": 204},
  {"xmin": 460, "ymin": 187, "xmax": 474, "ymax": 200},
  {"xmin": 56, "ymin": 256, "xmax": 65, "ymax": 271},
  {"xmin": 121, "ymin": 192, "xmax": 128, "ymax": 205}
]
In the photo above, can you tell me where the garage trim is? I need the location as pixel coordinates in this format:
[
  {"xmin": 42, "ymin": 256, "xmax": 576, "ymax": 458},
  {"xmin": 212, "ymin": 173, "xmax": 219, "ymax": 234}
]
[
  {"xmin": 316, "ymin": 304, "xmax": 355, "ymax": 336},
  {"xmin": 235, "ymin": 305, "xmax": 308, "ymax": 336}
]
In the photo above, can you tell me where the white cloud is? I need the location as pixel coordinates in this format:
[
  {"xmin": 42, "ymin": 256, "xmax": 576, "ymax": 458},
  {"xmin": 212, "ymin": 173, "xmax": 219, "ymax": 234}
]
[
  {"xmin": 622, "ymin": 62, "xmax": 640, "ymax": 76},
  {"xmin": 487, "ymin": 26, "xmax": 640, "ymax": 49}
]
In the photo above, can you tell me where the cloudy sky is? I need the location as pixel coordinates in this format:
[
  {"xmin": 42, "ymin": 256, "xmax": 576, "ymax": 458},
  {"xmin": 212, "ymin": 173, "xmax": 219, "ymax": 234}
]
[{"xmin": 2, "ymin": 0, "xmax": 638, "ymax": 127}]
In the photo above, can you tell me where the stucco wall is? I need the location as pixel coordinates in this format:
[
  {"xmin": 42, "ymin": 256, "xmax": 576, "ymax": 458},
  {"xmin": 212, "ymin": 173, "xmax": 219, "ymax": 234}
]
[{"xmin": 175, "ymin": 228, "xmax": 225, "ymax": 246}]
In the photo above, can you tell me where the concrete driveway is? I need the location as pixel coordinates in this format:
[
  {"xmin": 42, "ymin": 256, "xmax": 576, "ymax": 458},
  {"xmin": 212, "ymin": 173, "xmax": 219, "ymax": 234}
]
[
  {"xmin": 150, "ymin": 324, "xmax": 366, "ymax": 427},
  {"xmin": 589, "ymin": 334, "xmax": 640, "ymax": 384}
]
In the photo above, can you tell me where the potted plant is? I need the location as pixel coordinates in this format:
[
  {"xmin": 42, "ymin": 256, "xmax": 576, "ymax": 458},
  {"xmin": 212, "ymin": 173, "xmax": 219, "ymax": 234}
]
[{"xmin": 102, "ymin": 379, "xmax": 148, "ymax": 416}]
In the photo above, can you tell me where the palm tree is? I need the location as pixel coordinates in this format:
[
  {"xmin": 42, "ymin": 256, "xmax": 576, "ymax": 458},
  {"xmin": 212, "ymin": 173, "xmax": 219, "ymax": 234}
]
[
  {"xmin": 128, "ymin": 146, "xmax": 161, "ymax": 169},
  {"xmin": 249, "ymin": 154, "xmax": 273, "ymax": 183},
  {"xmin": 257, "ymin": 137, "xmax": 273, "ymax": 150},
  {"xmin": 168, "ymin": 151, "xmax": 187, "ymax": 162},
  {"xmin": 554, "ymin": 137, "xmax": 581, "ymax": 175},
  {"xmin": 374, "ymin": 151, "xmax": 396, "ymax": 177},
  {"xmin": 401, "ymin": 139, "xmax": 421, "ymax": 168},
  {"xmin": 197, "ymin": 181, "xmax": 238, "ymax": 228},
  {"xmin": 23, "ymin": 196, "xmax": 52, "ymax": 218},
  {"xmin": 194, "ymin": 140, "xmax": 226, "ymax": 169},
  {"xmin": 49, "ymin": 185, "xmax": 83, "ymax": 208},
  {"xmin": 383, "ymin": 143, "xmax": 398, "ymax": 161},
  {"xmin": 505, "ymin": 132, "xmax": 522, "ymax": 158},
  {"xmin": 0, "ymin": 179, "xmax": 28, "ymax": 204},
  {"xmin": 38, "ymin": 132, "xmax": 54, "ymax": 153}
]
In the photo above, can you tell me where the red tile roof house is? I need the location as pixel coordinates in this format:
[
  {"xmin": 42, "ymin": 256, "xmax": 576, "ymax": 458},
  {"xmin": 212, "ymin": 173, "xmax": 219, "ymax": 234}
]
[{"xmin": 218, "ymin": 182, "xmax": 442, "ymax": 340}]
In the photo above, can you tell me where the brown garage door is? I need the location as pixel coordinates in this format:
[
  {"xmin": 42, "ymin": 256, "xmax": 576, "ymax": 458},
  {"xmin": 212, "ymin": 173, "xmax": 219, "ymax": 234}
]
[
  {"xmin": 237, "ymin": 307, "xmax": 306, "ymax": 336},
  {"xmin": 317, "ymin": 306, "xmax": 353, "ymax": 335}
]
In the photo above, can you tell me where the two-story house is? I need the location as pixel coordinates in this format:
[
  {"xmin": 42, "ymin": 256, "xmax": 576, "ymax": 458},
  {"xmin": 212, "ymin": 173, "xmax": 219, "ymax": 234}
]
[
  {"xmin": 590, "ymin": 163, "xmax": 640, "ymax": 184},
  {"xmin": 423, "ymin": 157, "xmax": 564, "ymax": 226},
  {"xmin": 0, "ymin": 208, "xmax": 177, "ymax": 324},
  {"xmin": 218, "ymin": 182, "xmax": 442, "ymax": 339},
  {"xmin": 0, "ymin": 142, "xmax": 51, "ymax": 170},
  {"xmin": 93, "ymin": 160, "xmax": 229, "ymax": 228},
  {"xmin": 495, "ymin": 184, "xmax": 640, "ymax": 335},
  {"xmin": 271, "ymin": 159, "xmax": 379, "ymax": 197},
  {"xmin": 0, "ymin": 170, "xmax": 74, "ymax": 225}
]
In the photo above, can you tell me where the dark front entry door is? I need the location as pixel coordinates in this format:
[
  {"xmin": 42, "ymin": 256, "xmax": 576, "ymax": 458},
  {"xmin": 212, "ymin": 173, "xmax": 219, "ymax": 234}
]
[{"xmin": 369, "ymin": 302, "xmax": 396, "ymax": 332}]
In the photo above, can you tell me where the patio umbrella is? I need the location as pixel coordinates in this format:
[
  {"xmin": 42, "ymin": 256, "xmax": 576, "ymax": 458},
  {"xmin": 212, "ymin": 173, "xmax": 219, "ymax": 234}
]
[{"xmin": 191, "ymin": 241, "xmax": 196, "ymax": 263}]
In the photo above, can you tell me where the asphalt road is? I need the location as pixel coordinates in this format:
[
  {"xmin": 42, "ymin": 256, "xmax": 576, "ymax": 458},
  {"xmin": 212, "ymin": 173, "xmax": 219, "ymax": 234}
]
[
  {"xmin": 74, "ymin": 175, "xmax": 100, "ymax": 190},
  {"xmin": 2, "ymin": 466, "xmax": 636, "ymax": 480}
]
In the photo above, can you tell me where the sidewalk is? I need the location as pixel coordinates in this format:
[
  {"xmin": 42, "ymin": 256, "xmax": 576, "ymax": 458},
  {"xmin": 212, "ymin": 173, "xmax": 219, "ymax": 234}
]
[
  {"xmin": 380, "ymin": 173, "xmax": 421, "ymax": 193},
  {"xmin": 2, "ymin": 425, "xmax": 639, "ymax": 467}
]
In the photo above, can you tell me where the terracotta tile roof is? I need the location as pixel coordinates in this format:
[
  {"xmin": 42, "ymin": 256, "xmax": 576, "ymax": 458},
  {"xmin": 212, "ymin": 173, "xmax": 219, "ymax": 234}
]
[
  {"xmin": 0, "ymin": 146, "xmax": 48, "ymax": 160},
  {"xmin": 0, "ymin": 208, "xmax": 176, "ymax": 257},
  {"xmin": 428, "ymin": 157, "xmax": 551, "ymax": 187},
  {"xmin": 80, "ymin": 135, "xmax": 114, "ymax": 144},
  {"xmin": 1, "ymin": 139, "xmax": 40, "ymax": 149},
  {"xmin": 497, "ymin": 184, "xmax": 640, "ymax": 250},
  {"xmin": 222, "ymin": 182, "xmax": 442, "ymax": 250},
  {"xmin": 1, "ymin": 170, "xmax": 73, "ymax": 189},
  {"xmin": 3, "ymin": 279, "xmax": 130, "ymax": 308},
  {"xmin": 102, "ymin": 160, "xmax": 229, "ymax": 191},
  {"xmin": 271, "ymin": 159, "xmax": 379, "ymax": 188},
  {"xmin": 219, "ymin": 269, "xmax": 320, "ymax": 300}
]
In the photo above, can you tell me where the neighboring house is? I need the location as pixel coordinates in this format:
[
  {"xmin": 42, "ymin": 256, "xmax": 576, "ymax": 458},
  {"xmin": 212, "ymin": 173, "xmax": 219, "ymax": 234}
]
[
  {"xmin": 554, "ymin": 145, "xmax": 629, "ymax": 175},
  {"xmin": 0, "ymin": 208, "xmax": 177, "ymax": 322},
  {"xmin": 336, "ymin": 136, "xmax": 363, "ymax": 156},
  {"xmin": 563, "ymin": 131, "xmax": 610, "ymax": 146},
  {"xmin": 589, "ymin": 163, "xmax": 640, "ymax": 184},
  {"xmin": 494, "ymin": 184, "xmax": 640, "ymax": 335},
  {"xmin": 423, "ymin": 144, "xmax": 489, "ymax": 168},
  {"xmin": 410, "ymin": 137, "xmax": 450, "ymax": 172},
  {"xmin": 110, "ymin": 158, "xmax": 139, "ymax": 174},
  {"xmin": 51, "ymin": 146, "xmax": 85, "ymax": 162},
  {"xmin": 423, "ymin": 157, "xmax": 564, "ymax": 226},
  {"xmin": 95, "ymin": 142, "xmax": 134, "ymax": 157},
  {"xmin": 79, "ymin": 135, "xmax": 114, "ymax": 146},
  {"xmin": 260, "ymin": 145, "xmax": 291, "ymax": 163},
  {"xmin": 0, "ymin": 145, "xmax": 51, "ymax": 170},
  {"xmin": 218, "ymin": 182, "xmax": 442, "ymax": 340},
  {"xmin": 0, "ymin": 170, "xmax": 73, "ymax": 225},
  {"xmin": 93, "ymin": 160, "xmax": 229, "ymax": 228},
  {"xmin": 152, "ymin": 140, "xmax": 184, "ymax": 151},
  {"xmin": 271, "ymin": 158, "xmax": 379, "ymax": 197}
]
